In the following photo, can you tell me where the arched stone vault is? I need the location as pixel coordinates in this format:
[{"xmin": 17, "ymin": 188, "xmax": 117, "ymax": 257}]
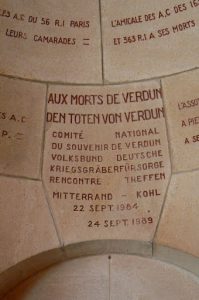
[{"xmin": 0, "ymin": 0, "xmax": 199, "ymax": 298}]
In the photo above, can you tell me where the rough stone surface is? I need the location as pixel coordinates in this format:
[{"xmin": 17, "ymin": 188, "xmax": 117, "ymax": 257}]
[
  {"xmin": 0, "ymin": 76, "xmax": 46, "ymax": 179},
  {"xmin": 155, "ymin": 171, "xmax": 199, "ymax": 258}
]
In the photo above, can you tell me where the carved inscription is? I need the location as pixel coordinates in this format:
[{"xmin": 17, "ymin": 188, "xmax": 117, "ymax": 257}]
[
  {"xmin": 163, "ymin": 69, "xmax": 199, "ymax": 172},
  {"xmin": 0, "ymin": 0, "xmax": 102, "ymax": 83},
  {"xmin": 43, "ymin": 82, "xmax": 171, "ymax": 242},
  {"xmin": 111, "ymin": 2, "xmax": 198, "ymax": 45},
  {"xmin": 0, "ymin": 8, "xmax": 89, "ymax": 46},
  {"xmin": 102, "ymin": 0, "xmax": 199, "ymax": 82},
  {"xmin": 0, "ymin": 112, "xmax": 26, "ymax": 142},
  {"xmin": 0, "ymin": 77, "xmax": 46, "ymax": 178}
]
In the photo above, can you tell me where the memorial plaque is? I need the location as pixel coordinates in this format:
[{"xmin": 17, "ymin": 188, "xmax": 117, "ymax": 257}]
[
  {"xmin": 0, "ymin": 76, "xmax": 46, "ymax": 178},
  {"xmin": 162, "ymin": 69, "xmax": 199, "ymax": 172},
  {"xmin": 1, "ymin": 0, "xmax": 199, "ymax": 297},
  {"xmin": 0, "ymin": 177, "xmax": 59, "ymax": 273},
  {"xmin": 101, "ymin": 0, "xmax": 199, "ymax": 82},
  {"xmin": 155, "ymin": 171, "xmax": 199, "ymax": 257},
  {"xmin": 43, "ymin": 80, "xmax": 171, "ymax": 244},
  {"xmin": 0, "ymin": 0, "xmax": 102, "ymax": 83}
]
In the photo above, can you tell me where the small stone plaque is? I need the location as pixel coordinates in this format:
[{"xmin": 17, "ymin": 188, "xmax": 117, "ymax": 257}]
[
  {"xmin": 43, "ymin": 81, "xmax": 171, "ymax": 244},
  {"xmin": 0, "ymin": 0, "xmax": 102, "ymax": 83},
  {"xmin": 0, "ymin": 76, "xmax": 46, "ymax": 178},
  {"xmin": 162, "ymin": 69, "xmax": 199, "ymax": 172},
  {"xmin": 101, "ymin": 0, "xmax": 199, "ymax": 82}
]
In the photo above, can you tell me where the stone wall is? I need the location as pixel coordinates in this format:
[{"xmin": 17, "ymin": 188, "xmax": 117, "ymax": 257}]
[{"xmin": 0, "ymin": 0, "xmax": 199, "ymax": 298}]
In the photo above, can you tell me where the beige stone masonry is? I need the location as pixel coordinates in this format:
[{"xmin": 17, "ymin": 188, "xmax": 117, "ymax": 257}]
[
  {"xmin": 0, "ymin": 176, "xmax": 60, "ymax": 274},
  {"xmin": 4, "ymin": 255, "xmax": 199, "ymax": 300},
  {"xmin": 0, "ymin": 0, "xmax": 102, "ymax": 83},
  {"xmin": 155, "ymin": 171, "xmax": 199, "ymax": 258},
  {"xmin": 110, "ymin": 255, "xmax": 199, "ymax": 300},
  {"xmin": 3, "ymin": 256, "xmax": 109, "ymax": 300},
  {"xmin": 101, "ymin": 0, "xmax": 199, "ymax": 82},
  {"xmin": 0, "ymin": 0, "xmax": 199, "ymax": 297},
  {"xmin": 0, "ymin": 76, "xmax": 46, "ymax": 179},
  {"xmin": 162, "ymin": 69, "xmax": 199, "ymax": 172},
  {"xmin": 43, "ymin": 80, "xmax": 171, "ymax": 245}
]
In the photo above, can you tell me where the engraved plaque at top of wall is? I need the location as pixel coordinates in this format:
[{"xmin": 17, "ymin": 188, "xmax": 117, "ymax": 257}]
[
  {"xmin": 0, "ymin": 0, "xmax": 102, "ymax": 83},
  {"xmin": 43, "ymin": 81, "xmax": 171, "ymax": 245},
  {"xmin": 101, "ymin": 0, "xmax": 199, "ymax": 82}
]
